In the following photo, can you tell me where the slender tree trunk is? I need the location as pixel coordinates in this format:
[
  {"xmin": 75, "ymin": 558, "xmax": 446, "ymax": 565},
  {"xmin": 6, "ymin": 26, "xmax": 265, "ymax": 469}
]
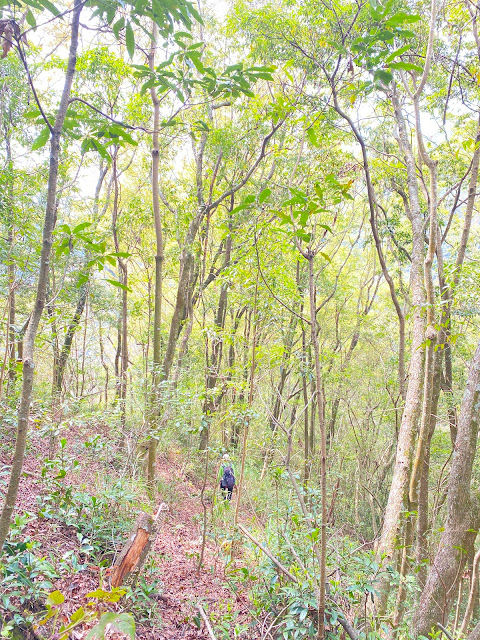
[
  {"xmin": 228, "ymin": 307, "xmax": 245, "ymax": 448},
  {"xmin": 199, "ymin": 234, "xmax": 231, "ymax": 451},
  {"xmin": 302, "ymin": 321, "xmax": 310, "ymax": 484},
  {"xmin": 80, "ymin": 293, "xmax": 88, "ymax": 397},
  {"xmin": 309, "ymin": 368, "xmax": 315, "ymax": 455},
  {"xmin": 415, "ymin": 340, "xmax": 443, "ymax": 588},
  {"xmin": 307, "ymin": 253, "xmax": 327, "ymax": 640},
  {"xmin": 146, "ymin": 21, "xmax": 165, "ymax": 491},
  {"xmin": 115, "ymin": 310, "xmax": 121, "ymax": 400},
  {"xmin": 99, "ymin": 319, "xmax": 109, "ymax": 405},
  {"xmin": 120, "ymin": 269, "xmax": 128, "ymax": 430},
  {"xmin": 234, "ymin": 279, "xmax": 259, "ymax": 527},
  {"xmin": 0, "ymin": 0, "xmax": 83, "ymax": 550},
  {"xmin": 260, "ymin": 308, "xmax": 297, "ymax": 479},
  {"xmin": 5, "ymin": 132, "xmax": 16, "ymax": 397},
  {"xmin": 111, "ymin": 152, "xmax": 128, "ymax": 431},
  {"xmin": 49, "ymin": 281, "xmax": 87, "ymax": 457}
]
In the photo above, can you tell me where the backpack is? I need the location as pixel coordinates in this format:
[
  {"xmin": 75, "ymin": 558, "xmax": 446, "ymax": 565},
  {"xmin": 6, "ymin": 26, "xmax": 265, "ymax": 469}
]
[{"xmin": 222, "ymin": 465, "xmax": 235, "ymax": 490}]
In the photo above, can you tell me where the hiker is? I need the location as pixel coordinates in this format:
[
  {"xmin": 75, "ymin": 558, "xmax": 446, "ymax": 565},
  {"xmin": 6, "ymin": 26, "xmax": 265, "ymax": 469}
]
[{"xmin": 219, "ymin": 454, "xmax": 235, "ymax": 501}]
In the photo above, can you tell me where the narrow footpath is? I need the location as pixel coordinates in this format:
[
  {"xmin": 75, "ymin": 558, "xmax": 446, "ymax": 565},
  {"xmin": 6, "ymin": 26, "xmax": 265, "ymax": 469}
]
[{"xmin": 151, "ymin": 453, "xmax": 251, "ymax": 639}]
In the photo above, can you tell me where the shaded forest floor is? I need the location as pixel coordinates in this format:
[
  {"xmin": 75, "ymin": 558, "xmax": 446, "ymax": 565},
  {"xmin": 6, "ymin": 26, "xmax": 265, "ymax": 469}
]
[
  {"xmin": 152, "ymin": 455, "xmax": 252, "ymax": 638},
  {"xmin": 0, "ymin": 417, "xmax": 255, "ymax": 639}
]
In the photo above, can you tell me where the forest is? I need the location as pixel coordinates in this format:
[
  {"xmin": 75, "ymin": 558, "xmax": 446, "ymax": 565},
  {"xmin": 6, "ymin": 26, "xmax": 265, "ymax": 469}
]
[{"xmin": 0, "ymin": 0, "xmax": 480, "ymax": 636}]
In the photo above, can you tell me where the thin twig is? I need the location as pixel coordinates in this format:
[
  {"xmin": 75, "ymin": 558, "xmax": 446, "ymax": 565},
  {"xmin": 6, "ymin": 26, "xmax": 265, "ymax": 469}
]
[{"xmin": 197, "ymin": 604, "xmax": 217, "ymax": 640}]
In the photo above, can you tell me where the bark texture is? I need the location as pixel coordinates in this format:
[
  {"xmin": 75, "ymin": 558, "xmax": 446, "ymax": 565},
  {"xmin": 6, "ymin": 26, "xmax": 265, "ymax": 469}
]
[
  {"xmin": 0, "ymin": 0, "xmax": 83, "ymax": 551},
  {"xmin": 372, "ymin": 86, "xmax": 427, "ymax": 613},
  {"xmin": 413, "ymin": 341, "xmax": 480, "ymax": 637}
]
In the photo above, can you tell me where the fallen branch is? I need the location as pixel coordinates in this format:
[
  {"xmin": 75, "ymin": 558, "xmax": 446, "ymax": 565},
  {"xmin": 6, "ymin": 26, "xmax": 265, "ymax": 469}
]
[
  {"xmin": 237, "ymin": 523, "xmax": 359, "ymax": 640},
  {"xmin": 337, "ymin": 614, "xmax": 359, "ymax": 640},
  {"xmin": 237, "ymin": 523, "xmax": 298, "ymax": 583},
  {"xmin": 197, "ymin": 604, "xmax": 217, "ymax": 640},
  {"xmin": 437, "ymin": 622, "xmax": 454, "ymax": 640}
]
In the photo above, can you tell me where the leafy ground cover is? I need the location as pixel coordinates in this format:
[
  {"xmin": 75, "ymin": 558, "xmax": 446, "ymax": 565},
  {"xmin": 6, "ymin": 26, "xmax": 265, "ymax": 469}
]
[{"xmin": 0, "ymin": 413, "xmax": 254, "ymax": 639}]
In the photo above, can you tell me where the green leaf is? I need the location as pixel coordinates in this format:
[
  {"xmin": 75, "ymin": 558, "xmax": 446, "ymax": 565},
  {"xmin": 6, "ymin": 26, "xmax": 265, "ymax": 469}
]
[
  {"xmin": 72, "ymin": 222, "xmax": 92, "ymax": 234},
  {"xmin": 25, "ymin": 9, "xmax": 36, "ymax": 27},
  {"xmin": 258, "ymin": 188, "xmax": 271, "ymax": 204},
  {"xmin": 78, "ymin": 273, "xmax": 89, "ymax": 287},
  {"xmin": 274, "ymin": 211, "xmax": 291, "ymax": 225},
  {"xmin": 230, "ymin": 203, "xmax": 250, "ymax": 214},
  {"xmin": 389, "ymin": 61, "xmax": 423, "ymax": 72},
  {"xmin": 85, "ymin": 589, "xmax": 111, "ymax": 599},
  {"xmin": 173, "ymin": 30, "xmax": 193, "ymax": 40},
  {"xmin": 394, "ymin": 28, "xmax": 416, "ymax": 38},
  {"xmin": 193, "ymin": 120, "xmax": 210, "ymax": 131},
  {"xmin": 32, "ymin": 127, "xmax": 50, "ymax": 150},
  {"xmin": 185, "ymin": 50, "xmax": 204, "ymax": 72},
  {"xmin": 319, "ymin": 252, "xmax": 331, "ymax": 263},
  {"xmin": 69, "ymin": 607, "xmax": 85, "ymax": 625},
  {"xmin": 385, "ymin": 11, "xmax": 421, "ymax": 25},
  {"xmin": 317, "ymin": 223, "xmax": 333, "ymax": 233},
  {"xmin": 376, "ymin": 30, "xmax": 394, "ymax": 41},
  {"xmin": 385, "ymin": 44, "xmax": 412, "ymax": 63},
  {"xmin": 81, "ymin": 137, "xmax": 111, "ymax": 162},
  {"xmin": 23, "ymin": 107, "xmax": 42, "ymax": 119},
  {"xmin": 294, "ymin": 230, "xmax": 312, "ymax": 243},
  {"xmin": 374, "ymin": 69, "xmax": 393, "ymax": 86},
  {"xmin": 37, "ymin": 0, "xmax": 60, "ymax": 16},
  {"xmin": 85, "ymin": 613, "xmax": 135, "ymax": 640},
  {"xmin": 105, "ymin": 279, "xmax": 132, "ymax": 293},
  {"xmin": 125, "ymin": 21, "xmax": 135, "ymax": 58},
  {"xmin": 46, "ymin": 590, "xmax": 65, "ymax": 606},
  {"xmin": 112, "ymin": 16, "xmax": 125, "ymax": 39},
  {"xmin": 306, "ymin": 127, "xmax": 319, "ymax": 147},
  {"xmin": 108, "ymin": 613, "xmax": 135, "ymax": 638}
]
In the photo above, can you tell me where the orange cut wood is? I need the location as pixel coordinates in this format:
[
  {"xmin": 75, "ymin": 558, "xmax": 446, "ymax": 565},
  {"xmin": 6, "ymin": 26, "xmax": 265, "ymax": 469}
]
[{"xmin": 111, "ymin": 512, "xmax": 154, "ymax": 588}]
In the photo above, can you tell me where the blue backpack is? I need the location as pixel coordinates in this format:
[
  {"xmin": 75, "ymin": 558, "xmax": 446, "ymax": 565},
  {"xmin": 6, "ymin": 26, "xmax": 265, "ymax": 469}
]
[{"xmin": 222, "ymin": 465, "xmax": 235, "ymax": 490}]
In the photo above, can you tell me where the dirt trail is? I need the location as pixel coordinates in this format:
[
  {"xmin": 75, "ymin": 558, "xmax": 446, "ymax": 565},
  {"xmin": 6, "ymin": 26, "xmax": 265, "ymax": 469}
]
[
  {"xmin": 152, "ymin": 453, "xmax": 251, "ymax": 639},
  {"xmin": 0, "ymin": 433, "xmax": 253, "ymax": 639}
]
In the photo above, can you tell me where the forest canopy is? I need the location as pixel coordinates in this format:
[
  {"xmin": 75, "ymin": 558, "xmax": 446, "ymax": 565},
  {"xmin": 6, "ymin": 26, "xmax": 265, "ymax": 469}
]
[{"xmin": 1, "ymin": 0, "xmax": 480, "ymax": 637}]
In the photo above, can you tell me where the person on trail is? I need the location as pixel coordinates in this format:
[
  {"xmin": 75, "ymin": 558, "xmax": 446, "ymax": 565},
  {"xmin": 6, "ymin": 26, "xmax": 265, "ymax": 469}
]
[{"xmin": 219, "ymin": 454, "xmax": 236, "ymax": 501}]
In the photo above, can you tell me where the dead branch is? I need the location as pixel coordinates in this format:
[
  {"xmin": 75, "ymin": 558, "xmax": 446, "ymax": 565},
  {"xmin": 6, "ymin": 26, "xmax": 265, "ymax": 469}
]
[
  {"xmin": 237, "ymin": 523, "xmax": 298, "ymax": 583},
  {"xmin": 197, "ymin": 604, "xmax": 217, "ymax": 640}
]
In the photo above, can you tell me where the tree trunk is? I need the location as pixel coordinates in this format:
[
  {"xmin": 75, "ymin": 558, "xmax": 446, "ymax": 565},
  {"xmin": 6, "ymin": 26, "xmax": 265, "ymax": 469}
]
[
  {"xmin": 80, "ymin": 293, "xmax": 88, "ymax": 397},
  {"xmin": 372, "ymin": 85, "xmax": 427, "ymax": 613},
  {"xmin": 146, "ymin": 21, "xmax": 165, "ymax": 491},
  {"xmin": 111, "ymin": 151, "xmax": 128, "ymax": 432},
  {"xmin": 228, "ymin": 307, "xmax": 246, "ymax": 447},
  {"xmin": 413, "ymin": 341, "xmax": 480, "ymax": 637},
  {"xmin": 233, "ymin": 280, "xmax": 258, "ymax": 527},
  {"xmin": 307, "ymin": 253, "xmax": 327, "ymax": 640},
  {"xmin": 199, "ymin": 234, "xmax": 232, "ymax": 450},
  {"xmin": 99, "ymin": 319, "xmax": 109, "ymax": 405},
  {"xmin": 0, "ymin": 0, "xmax": 83, "ymax": 551},
  {"xmin": 260, "ymin": 307, "xmax": 297, "ymax": 478},
  {"xmin": 49, "ymin": 280, "xmax": 88, "ymax": 457},
  {"xmin": 5, "ymin": 132, "xmax": 16, "ymax": 397}
]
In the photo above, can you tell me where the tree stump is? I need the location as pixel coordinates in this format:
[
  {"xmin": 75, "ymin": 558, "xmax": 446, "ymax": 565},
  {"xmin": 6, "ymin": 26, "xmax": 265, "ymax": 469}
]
[{"xmin": 111, "ymin": 503, "xmax": 167, "ymax": 588}]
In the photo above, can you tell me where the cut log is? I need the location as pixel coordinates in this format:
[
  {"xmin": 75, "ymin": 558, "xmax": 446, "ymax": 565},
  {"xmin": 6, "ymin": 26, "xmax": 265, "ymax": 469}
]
[{"xmin": 111, "ymin": 503, "xmax": 167, "ymax": 588}]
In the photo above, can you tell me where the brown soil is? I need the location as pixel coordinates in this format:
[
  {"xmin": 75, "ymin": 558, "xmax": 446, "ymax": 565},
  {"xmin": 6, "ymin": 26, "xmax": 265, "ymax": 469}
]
[{"xmin": 0, "ymin": 427, "xmax": 255, "ymax": 640}]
